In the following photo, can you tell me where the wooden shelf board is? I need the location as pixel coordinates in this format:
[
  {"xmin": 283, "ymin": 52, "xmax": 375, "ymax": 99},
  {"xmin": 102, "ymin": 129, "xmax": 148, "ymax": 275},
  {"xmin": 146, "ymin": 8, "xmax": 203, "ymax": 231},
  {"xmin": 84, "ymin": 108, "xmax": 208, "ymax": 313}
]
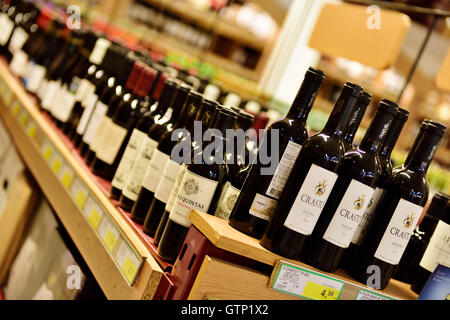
[{"xmin": 189, "ymin": 210, "xmax": 418, "ymax": 300}]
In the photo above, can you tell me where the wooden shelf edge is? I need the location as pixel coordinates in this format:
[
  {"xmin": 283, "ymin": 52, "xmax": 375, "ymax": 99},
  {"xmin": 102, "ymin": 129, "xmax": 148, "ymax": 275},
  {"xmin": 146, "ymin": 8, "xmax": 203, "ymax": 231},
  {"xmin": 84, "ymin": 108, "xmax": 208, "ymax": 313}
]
[{"xmin": 0, "ymin": 62, "xmax": 163, "ymax": 300}]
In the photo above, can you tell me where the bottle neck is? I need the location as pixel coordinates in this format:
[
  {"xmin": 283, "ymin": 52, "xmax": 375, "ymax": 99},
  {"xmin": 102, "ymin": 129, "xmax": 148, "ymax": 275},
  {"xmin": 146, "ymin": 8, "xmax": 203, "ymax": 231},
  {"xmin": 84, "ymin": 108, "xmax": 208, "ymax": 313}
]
[
  {"xmin": 343, "ymin": 103, "xmax": 367, "ymax": 147},
  {"xmin": 379, "ymin": 118, "xmax": 405, "ymax": 159},
  {"xmin": 175, "ymin": 102, "xmax": 201, "ymax": 131},
  {"xmin": 286, "ymin": 77, "xmax": 322, "ymax": 122},
  {"xmin": 170, "ymin": 93, "xmax": 188, "ymax": 124},
  {"xmin": 406, "ymin": 130, "xmax": 441, "ymax": 173},
  {"xmin": 322, "ymin": 94, "xmax": 359, "ymax": 137},
  {"xmin": 359, "ymin": 112, "xmax": 394, "ymax": 153}
]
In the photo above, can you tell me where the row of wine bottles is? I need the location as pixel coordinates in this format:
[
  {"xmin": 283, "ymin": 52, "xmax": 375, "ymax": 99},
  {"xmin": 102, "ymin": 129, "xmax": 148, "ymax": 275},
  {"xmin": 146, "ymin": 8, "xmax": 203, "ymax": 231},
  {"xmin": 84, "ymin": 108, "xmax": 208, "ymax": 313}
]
[{"xmin": 2, "ymin": 0, "xmax": 448, "ymax": 292}]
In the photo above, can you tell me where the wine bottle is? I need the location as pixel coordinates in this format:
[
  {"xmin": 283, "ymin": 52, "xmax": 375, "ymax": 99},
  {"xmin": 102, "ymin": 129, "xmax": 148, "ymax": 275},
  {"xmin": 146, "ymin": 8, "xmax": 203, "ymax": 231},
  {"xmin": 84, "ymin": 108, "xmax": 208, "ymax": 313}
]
[
  {"xmin": 410, "ymin": 193, "xmax": 449, "ymax": 293},
  {"xmin": 259, "ymin": 82, "xmax": 362, "ymax": 258},
  {"xmin": 303, "ymin": 99, "xmax": 399, "ymax": 272},
  {"xmin": 392, "ymin": 193, "xmax": 449, "ymax": 286},
  {"xmin": 116, "ymin": 84, "xmax": 191, "ymax": 203},
  {"xmin": 228, "ymin": 67, "xmax": 325, "ymax": 238},
  {"xmin": 340, "ymin": 107, "xmax": 409, "ymax": 273},
  {"xmin": 130, "ymin": 91, "xmax": 203, "ymax": 224},
  {"xmin": 0, "ymin": 0, "xmax": 21, "ymax": 59},
  {"xmin": 142, "ymin": 98, "xmax": 218, "ymax": 236},
  {"xmin": 354, "ymin": 120, "xmax": 446, "ymax": 290},
  {"xmin": 157, "ymin": 108, "xmax": 236, "ymax": 262},
  {"xmin": 112, "ymin": 79, "xmax": 179, "ymax": 206},
  {"xmin": 342, "ymin": 91, "xmax": 371, "ymax": 151},
  {"xmin": 90, "ymin": 64, "xmax": 158, "ymax": 180}
]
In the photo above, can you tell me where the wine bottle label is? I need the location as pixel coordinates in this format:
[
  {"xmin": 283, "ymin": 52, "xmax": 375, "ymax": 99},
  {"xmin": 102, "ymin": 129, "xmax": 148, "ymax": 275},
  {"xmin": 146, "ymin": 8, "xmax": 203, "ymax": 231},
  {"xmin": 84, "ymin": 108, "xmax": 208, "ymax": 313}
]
[
  {"xmin": 322, "ymin": 180, "xmax": 375, "ymax": 248},
  {"xmin": 155, "ymin": 160, "xmax": 182, "ymax": 203},
  {"xmin": 374, "ymin": 198, "xmax": 423, "ymax": 265},
  {"xmin": 215, "ymin": 182, "xmax": 230, "ymax": 214},
  {"xmin": 169, "ymin": 169, "xmax": 218, "ymax": 227},
  {"xmin": 81, "ymin": 82, "xmax": 96, "ymax": 108},
  {"xmin": 8, "ymin": 27, "xmax": 28, "ymax": 53},
  {"xmin": 36, "ymin": 78, "xmax": 47, "ymax": 99},
  {"xmin": 96, "ymin": 122, "xmax": 128, "ymax": 165},
  {"xmin": 122, "ymin": 137, "xmax": 158, "ymax": 201},
  {"xmin": 284, "ymin": 164, "xmax": 338, "ymax": 235},
  {"xmin": 0, "ymin": 14, "xmax": 14, "ymax": 45},
  {"xmin": 111, "ymin": 129, "xmax": 148, "ymax": 190},
  {"xmin": 142, "ymin": 149, "xmax": 170, "ymax": 192},
  {"xmin": 266, "ymin": 141, "xmax": 302, "ymax": 199},
  {"xmin": 74, "ymin": 79, "xmax": 90, "ymax": 102},
  {"xmin": 76, "ymin": 91, "xmax": 97, "ymax": 135},
  {"xmin": 10, "ymin": 49, "xmax": 28, "ymax": 77},
  {"xmin": 53, "ymin": 87, "xmax": 76, "ymax": 122},
  {"xmin": 249, "ymin": 193, "xmax": 278, "ymax": 221},
  {"xmin": 26, "ymin": 64, "xmax": 46, "ymax": 93},
  {"xmin": 68, "ymin": 76, "xmax": 81, "ymax": 95},
  {"xmin": 90, "ymin": 113, "xmax": 111, "ymax": 153},
  {"xmin": 82, "ymin": 100, "xmax": 106, "ymax": 144},
  {"xmin": 89, "ymin": 38, "xmax": 111, "ymax": 65},
  {"xmin": 351, "ymin": 187, "xmax": 384, "ymax": 245},
  {"xmin": 215, "ymin": 184, "xmax": 241, "ymax": 220},
  {"xmin": 419, "ymin": 221, "xmax": 450, "ymax": 272},
  {"xmin": 165, "ymin": 164, "xmax": 186, "ymax": 213},
  {"xmin": 41, "ymin": 80, "xmax": 60, "ymax": 111}
]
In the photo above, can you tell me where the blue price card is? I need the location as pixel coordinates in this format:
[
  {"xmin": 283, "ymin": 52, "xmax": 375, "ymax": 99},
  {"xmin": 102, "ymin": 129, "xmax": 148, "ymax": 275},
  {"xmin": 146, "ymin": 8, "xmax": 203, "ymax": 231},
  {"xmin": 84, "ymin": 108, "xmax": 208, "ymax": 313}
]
[{"xmin": 418, "ymin": 264, "xmax": 450, "ymax": 300}]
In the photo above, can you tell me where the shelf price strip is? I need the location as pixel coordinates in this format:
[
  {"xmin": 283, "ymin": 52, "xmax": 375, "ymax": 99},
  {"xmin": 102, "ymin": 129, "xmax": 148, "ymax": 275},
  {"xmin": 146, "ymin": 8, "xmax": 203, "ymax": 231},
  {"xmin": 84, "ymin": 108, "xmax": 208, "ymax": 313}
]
[
  {"xmin": 114, "ymin": 238, "xmax": 143, "ymax": 285},
  {"xmin": 271, "ymin": 261, "xmax": 344, "ymax": 300},
  {"xmin": 71, "ymin": 178, "xmax": 88, "ymax": 210},
  {"xmin": 356, "ymin": 289, "xmax": 394, "ymax": 300}
]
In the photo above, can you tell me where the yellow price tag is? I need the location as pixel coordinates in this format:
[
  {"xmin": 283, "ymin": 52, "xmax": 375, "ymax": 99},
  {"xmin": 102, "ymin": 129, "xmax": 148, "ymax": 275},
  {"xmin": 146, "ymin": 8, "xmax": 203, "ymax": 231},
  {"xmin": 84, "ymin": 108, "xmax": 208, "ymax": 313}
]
[
  {"xmin": 74, "ymin": 190, "xmax": 87, "ymax": 209},
  {"xmin": 61, "ymin": 171, "xmax": 73, "ymax": 188},
  {"xmin": 52, "ymin": 158, "xmax": 62, "ymax": 174},
  {"xmin": 27, "ymin": 124, "xmax": 36, "ymax": 138},
  {"xmin": 43, "ymin": 145, "xmax": 53, "ymax": 162},
  {"xmin": 20, "ymin": 112, "xmax": 29, "ymax": 126},
  {"xmin": 12, "ymin": 103, "xmax": 21, "ymax": 116},
  {"xmin": 302, "ymin": 282, "xmax": 340, "ymax": 300},
  {"xmin": 104, "ymin": 230, "xmax": 118, "ymax": 252},
  {"xmin": 121, "ymin": 257, "xmax": 137, "ymax": 284},
  {"xmin": 88, "ymin": 209, "xmax": 102, "ymax": 230}
]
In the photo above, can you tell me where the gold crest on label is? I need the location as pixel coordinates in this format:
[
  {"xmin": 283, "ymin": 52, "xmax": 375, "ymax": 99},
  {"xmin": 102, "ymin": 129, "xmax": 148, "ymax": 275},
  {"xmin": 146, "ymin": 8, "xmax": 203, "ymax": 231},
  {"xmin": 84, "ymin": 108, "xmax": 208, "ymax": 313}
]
[
  {"xmin": 354, "ymin": 195, "xmax": 366, "ymax": 210},
  {"xmin": 183, "ymin": 178, "xmax": 199, "ymax": 195},
  {"xmin": 315, "ymin": 179, "xmax": 327, "ymax": 196}
]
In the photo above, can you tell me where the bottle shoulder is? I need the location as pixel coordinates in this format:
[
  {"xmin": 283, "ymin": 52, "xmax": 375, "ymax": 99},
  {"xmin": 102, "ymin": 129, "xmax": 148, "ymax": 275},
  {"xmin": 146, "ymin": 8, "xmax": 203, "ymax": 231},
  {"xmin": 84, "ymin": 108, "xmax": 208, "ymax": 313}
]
[
  {"xmin": 269, "ymin": 117, "xmax": 308, "ymax": 144},
  {"xmin": 387, "ymin": 168, "xmax": 430, "ymax": 205}
]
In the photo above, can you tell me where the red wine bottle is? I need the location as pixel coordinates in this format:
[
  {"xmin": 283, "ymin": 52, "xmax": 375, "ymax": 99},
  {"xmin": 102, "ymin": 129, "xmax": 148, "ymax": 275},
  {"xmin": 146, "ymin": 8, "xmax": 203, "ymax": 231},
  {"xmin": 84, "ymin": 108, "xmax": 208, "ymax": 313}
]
[
  {"xmin": 228, "ymin": 67, "xmax": 325, "ymax": 239},
  {"xmin": 304, "ymin": 99, "xmax": 398, "ymax": 272},
  {"xmin": 354, "ymin": 120, "xmax": 446, "ymax": 289},
  {"xmin": 130, "ymin": 91, "xmax": 203, "ymax": 224},
  {"xmin": 340, "ymin": 107, "xmax": 409, "ymax": 273},
  {"xmin": 342, "ymin": 91, "xmax": 371, "ymax": 152},
  {"xmin": 259, "ymin": 82, "xmax": 362, "ymax": 258},
  {"xmin": 157, "ymin": 108, "xmax": 236, "ymax": 262}
]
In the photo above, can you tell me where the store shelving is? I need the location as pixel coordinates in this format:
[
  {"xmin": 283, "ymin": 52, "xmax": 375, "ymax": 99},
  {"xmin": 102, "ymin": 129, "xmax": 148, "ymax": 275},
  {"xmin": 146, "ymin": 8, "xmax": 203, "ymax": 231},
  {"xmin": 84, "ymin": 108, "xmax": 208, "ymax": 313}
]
[{"xmin": 0, "ymin": 60, "xmax": 164, "ymax": 300}]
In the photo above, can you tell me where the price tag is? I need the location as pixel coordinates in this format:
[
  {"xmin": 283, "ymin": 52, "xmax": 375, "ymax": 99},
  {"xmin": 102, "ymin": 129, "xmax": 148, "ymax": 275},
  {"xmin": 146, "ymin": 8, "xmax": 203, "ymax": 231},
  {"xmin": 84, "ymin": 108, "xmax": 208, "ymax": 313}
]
[
  {"xmin": 41, "ymin": 142, "xmax": 54, "ymax": 163},
  {"xmin": 272, "ymin": 261, "xmax": 344, "ymax": 300},
  {"xmin": 12, "ymin": 101, "xmax": 21, "ymax": 116},
  {"xmin": 84, "ymin": 197, "xmax": 104, "ymax": 230},
  {"xmin": 71, "ymin": 179, "xmax": 88, "ymax": 209},
  {"xmin": 356, "ymin": 289, "xmax": 394, "ymax": 300},
  {"xmin": 51, "ymin": 154, "xmax": 63, "ymax": 175},
  {"xmin": 26, "ymin": 121, "xmax": 37, "ymax": 138},
  {"xmin": 19, "ymin": 110, "xmax": 29, "ymax": 126},
  {"xmin": 98, "ymin": 216, "xmax": 120, "ymax": 253},
  {"xmin": 114, "ymin": 240, "xmax": 142, "ymax": 285},
  {"xmin": 59, "ymin": 165, "xmax": 74, "ymax": 189}
]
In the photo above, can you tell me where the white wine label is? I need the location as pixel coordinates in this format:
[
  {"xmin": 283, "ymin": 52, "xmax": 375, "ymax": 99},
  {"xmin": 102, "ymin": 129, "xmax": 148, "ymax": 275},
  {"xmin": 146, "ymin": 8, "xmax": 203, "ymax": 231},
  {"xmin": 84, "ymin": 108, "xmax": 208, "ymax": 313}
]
[
  {"xmin": 36, "ymin": 77, "xmax": 47, "ymax": 99},
  {"xmin": 351, "ymin": 187, "xmax": 384, "ymax": 245},
  {"xmin": 8, "ymin": 27, "xmax": 28, "ymax": 53},
  {"xmin": 419, "ymin": 221, "xmax": 450, "ymax": 272},
  {"xmin": 169, "ymin": 169, "xmax": 218, "ymax": 227},
  {"xmin": 374, "ymin": 198, "xmax": 423, "ymax": 265},
  {"xmin": 90, "ymin": 112, "xmax": 110, "ymax": 153},
  {"xmin": 166, "ymin": 164, "xmax": 186, "ymax": 213},
  {"xmin": 0, "ymin": 14, "xmax": 14, "ymax": 45},
  {"xmin": 89, "ymin": 38, "xmax": 111, "ymax": 64},
  {"xmin": 322, "ymin": 180, "xmax": 375, "ymax": 248},
  {"xmin": 249, "ymin": 193, "xmax": 278, "ymax": 221},
  {"xmin": 111, "ymin": 129, "xmax": 147, "ymax": 190},
  {"xmin": 53, "ymin": 89, "xmax": 76, "ymax": 122},
  {"xmin": 215, "ymin": 184, "xmax": 241, "ymax": 220},
  {"xmin": 96, "ymin": 122, "xmax": 128, "ymax": 165},
  {"xmin": 284, "ymin": 164, "xmax": 338, "ymax": 235},
  {"xmin": 76, "ymin": 90, "xmax": 97, "ymax": 135},
  {"xmin": 142, "ymin": 149, "xmax": 170, "ymax": 192},
  {"xmin": 122, "ymin": 137, "xmax": 158, "ymax": 201},
  {"xmin": 41, "ymin": 81, "xmax": 60, "ymax": 111},
  {"xmin": 26, "ymin": 64, "xmax": 46, "ymax": 93},
  {"xmin": 74, "ymin": 78, "xmax": 90, "ymax": 101},
  {"xmin": 10, "ymin": 50, "xmax": 28, "ymax": 77},
  {"xmin": 266, "ymin": 141, "xmax": 302, "ymax": 199},
  {"xmin": 155, "ymin": 160, "xmax": 181, "ymax": 203},
  {"xmin": 215, "ymin": 182, "xmax": 230, "ymax": 214},
  {"xmin": 81, "ymin": 82, "xmax": 95, "ymax": 108},
  {"xmin": 82, "ymin": 100, "xmax": 106, "ymax": 144}
]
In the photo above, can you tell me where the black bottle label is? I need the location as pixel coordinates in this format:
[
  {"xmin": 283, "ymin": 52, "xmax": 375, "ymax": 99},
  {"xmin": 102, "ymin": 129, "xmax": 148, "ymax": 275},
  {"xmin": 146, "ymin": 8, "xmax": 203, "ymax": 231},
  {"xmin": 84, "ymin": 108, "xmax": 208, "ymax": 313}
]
[
  {"xmin": 374, "ymin": 198, "xmax": 423, "ymax": 265},
  {"xmin": 284, "ymin": 164, "xmax": 338, "ymax": 235}
]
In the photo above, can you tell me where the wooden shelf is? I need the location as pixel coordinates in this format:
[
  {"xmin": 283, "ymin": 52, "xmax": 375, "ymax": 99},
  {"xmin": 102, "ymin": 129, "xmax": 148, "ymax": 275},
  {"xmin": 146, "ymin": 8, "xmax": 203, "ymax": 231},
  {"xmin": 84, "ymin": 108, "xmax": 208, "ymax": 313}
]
[
  {"xmin": 143, "ymin": 0, "xmax": 267, "ymax": 51},
  {"xmin": 189, "ymin": 210, "xmax": 418, "ymax": 300},
  {"xmin": 0, "ymin": 61, "xmax": 163, "ymax": 300}
]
